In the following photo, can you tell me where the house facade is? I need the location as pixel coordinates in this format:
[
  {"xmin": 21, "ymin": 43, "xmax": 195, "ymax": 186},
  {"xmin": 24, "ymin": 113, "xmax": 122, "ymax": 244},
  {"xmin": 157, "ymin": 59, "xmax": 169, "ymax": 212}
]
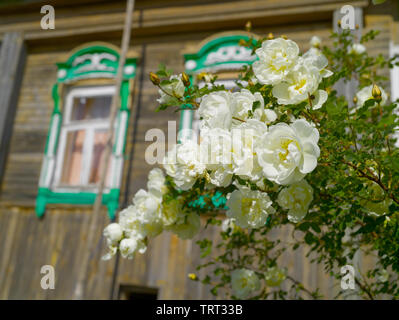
[{"xmin": 0, "ymin": 0, "xmax": 398, "ymax": 299}]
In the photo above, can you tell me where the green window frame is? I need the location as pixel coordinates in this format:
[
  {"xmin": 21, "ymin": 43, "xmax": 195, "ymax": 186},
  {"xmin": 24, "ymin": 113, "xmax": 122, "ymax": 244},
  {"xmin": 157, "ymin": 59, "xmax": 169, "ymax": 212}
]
[{"xmin": 35, "ymin": 42, "xmax": 137, "ymax": 219}]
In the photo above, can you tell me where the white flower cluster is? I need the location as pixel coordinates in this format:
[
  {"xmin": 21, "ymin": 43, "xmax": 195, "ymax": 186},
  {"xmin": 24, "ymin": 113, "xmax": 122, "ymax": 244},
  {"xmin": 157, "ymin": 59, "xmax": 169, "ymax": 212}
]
[
  {"xmin": 253, "ymin": 37, "xmax": 332, "ymax": 110},
  {"xmin": 102, "ymin": 168, "xmax": 200, "ymax": 260},
  {"xmin": 230, "ymin": 266, "xmax": 287, "ymax": 298},
  {"xmin": 159, "ymin": 37, "xmax": 324, "ymax": 228},
  {"xmin": 104, "ymin": 36, "xmax": 326, "ymax": 263}
]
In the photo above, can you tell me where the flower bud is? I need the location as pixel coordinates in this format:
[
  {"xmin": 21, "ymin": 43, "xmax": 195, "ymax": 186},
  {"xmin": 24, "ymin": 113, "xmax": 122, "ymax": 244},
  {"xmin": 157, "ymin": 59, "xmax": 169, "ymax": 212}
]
[
  {"xmin": 372, "ymin": 84, "xmax": 382, "ymax": 99},
  {"xmin": 245, "ymin": 21, "xmax": 252, "ymax": 32},
  {"xmin": 267, "ymin": 32, "xmax": 274, "ymax": 40},
  {"xmin": 337, "ymin": 20, "xmax": 342, "ymax": 28},
  {"xmin": 188, "ymin": 273, "xmax": 198, "ymax": 281},
  {"xmin": 149, "ymin": 72, "xmax": 160, "ymax": 85},
  {"xmin": 181, "ymin": 72, "xmax": 190, "ymax": 87},
  {"xmin": 281, "ymin": 34, "xmax": 288, "ymax": 40},
  {"xmin": 353, "ymin": 96, "xmax": 358, "ymax": 104}
]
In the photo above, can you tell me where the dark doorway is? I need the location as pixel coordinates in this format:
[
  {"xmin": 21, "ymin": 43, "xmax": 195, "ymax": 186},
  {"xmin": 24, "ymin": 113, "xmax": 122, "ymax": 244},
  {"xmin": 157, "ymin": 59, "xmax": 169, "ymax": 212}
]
[{"xmin": 118, "ymin": 284, "xmax": 158, "ymax": 300}]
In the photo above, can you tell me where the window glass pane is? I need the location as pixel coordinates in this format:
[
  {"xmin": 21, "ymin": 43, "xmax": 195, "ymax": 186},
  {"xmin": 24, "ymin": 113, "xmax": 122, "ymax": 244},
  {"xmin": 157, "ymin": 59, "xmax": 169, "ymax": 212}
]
[
  {"xmin": 71, "ymin": 95, "xmax": 112, "ymax": 121},
  {"xmin": 60, "ymin": 130, "xmax": 85, "ymax": 185},
  {"xmin": 89, "ymin": 129, "xmax": 111, "ymax": 185}
]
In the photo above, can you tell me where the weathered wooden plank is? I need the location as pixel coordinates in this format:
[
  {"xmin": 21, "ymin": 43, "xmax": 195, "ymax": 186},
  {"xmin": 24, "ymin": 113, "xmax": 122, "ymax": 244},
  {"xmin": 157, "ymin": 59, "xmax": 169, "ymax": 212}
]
[
  {"xmin": 0, "ymin": 0, "xmax": 368, "ymax": 44},
  {"xmin": 0, "ymin": 32, "xmax": 26, "ymax": 187}
]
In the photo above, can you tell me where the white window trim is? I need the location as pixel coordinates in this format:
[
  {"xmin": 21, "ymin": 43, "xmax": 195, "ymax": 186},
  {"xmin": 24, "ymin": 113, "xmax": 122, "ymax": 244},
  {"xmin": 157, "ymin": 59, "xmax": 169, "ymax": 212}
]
[
  {"xmin": 390, "ymin": 41, "xmax": 399, "ymax": 102},
  {"xmin": 52, "ymin": 85, "xmax": 116, "ymax": 192},
  {"xmin": 390, "ymin": 41, "xmax": 399, "ymax": 147}
]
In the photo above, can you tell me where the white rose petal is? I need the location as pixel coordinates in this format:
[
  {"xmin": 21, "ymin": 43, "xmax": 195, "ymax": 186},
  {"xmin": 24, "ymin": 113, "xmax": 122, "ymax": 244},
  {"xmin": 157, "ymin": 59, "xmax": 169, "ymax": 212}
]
[
  {"xmin": 310, "ymin": 89, "xmax": 328, "ymax": 110},
  {"xmin": 348, "ymin": 43, "xmax": 366, "ymax": 55},
  {"xmin": 147, "ymin": 168, "xmax": 167, "ymax": 198},
  {"xmin": 167, "ymin": 211, "xmax": 201, "ymax": 240},
  {"xmin": 199, "ymin": 91, "xmax": 233, "ymax": 131},
  {"xmin": 103, "ymin": 223, "xmax": 123, "ymax": 246},
  {"xmin": 231, "ymin": 119, "xmax": 267, "ymax": 182},
  {"xmin": 221, "ymin": 217, "xmax": 236, "ymax": 232}
]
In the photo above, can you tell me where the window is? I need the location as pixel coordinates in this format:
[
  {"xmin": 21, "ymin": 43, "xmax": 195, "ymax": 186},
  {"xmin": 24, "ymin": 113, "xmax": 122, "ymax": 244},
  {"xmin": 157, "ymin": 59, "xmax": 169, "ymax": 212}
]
[
  {"xmin": 36, "ymin": 43, "xmax": 137, "ymax": 218},
  {"xmin": 54, "ymin": 86, "xmax": 114, "ymax": 190},
  {"xmin": 180, "ymin": 31, "xmax": 258, "ymax": 142}
]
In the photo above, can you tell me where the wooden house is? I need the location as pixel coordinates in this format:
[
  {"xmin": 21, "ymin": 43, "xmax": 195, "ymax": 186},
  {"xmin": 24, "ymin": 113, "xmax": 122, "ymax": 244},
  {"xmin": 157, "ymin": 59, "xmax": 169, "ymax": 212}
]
[{"xmin": 0, "ymin": 0, "xmax": 398, "ymax": 299}]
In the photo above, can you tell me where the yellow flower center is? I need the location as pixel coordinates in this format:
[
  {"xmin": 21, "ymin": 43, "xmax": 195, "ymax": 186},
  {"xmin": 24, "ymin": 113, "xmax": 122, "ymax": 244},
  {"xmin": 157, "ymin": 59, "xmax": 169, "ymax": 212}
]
[
  {"xmin": 279, "ymin": 138, "xmax": 294, "ymax": 161},
  {"xmin": 295, "ymin": 78, "xmax": 307, "ymax": 91}
]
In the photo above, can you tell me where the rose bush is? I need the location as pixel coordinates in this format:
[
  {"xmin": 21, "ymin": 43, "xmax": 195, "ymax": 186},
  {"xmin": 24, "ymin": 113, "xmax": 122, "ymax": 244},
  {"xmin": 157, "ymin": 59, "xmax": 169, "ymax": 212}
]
[{"xmin": 102, "ymin": 27, "xmax": 399, "ymax": 299}]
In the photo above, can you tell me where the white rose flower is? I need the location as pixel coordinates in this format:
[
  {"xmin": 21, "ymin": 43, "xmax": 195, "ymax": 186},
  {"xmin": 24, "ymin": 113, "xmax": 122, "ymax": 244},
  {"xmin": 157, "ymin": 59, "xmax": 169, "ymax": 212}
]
[
  {"xmin": 199, "ymin": 91, "xmax": 233, "ymax": 130},
  {"xmin": 231, "ymin": 119, "xmax": 267, "ymax": 182},
  {"xmin": 348, "ymin": 43, "xmax": 366, "ymax": 55},
  {"xmin": 231, "ymin": 89, "xmax": 277, "ymax": 125},
  {"xmin": 101, "ymin": 245, "xmax": 118, "ymax": 261},
  {"xmin": 253, "ymin": 38, "xmax": 299, "ymax": 85},
  {"xmin": 277, "ymin": 179, "xmax": 314, "ymax": 222},
  {"xmin": 200, "ymin": 128, "xmax": 233, "ymax": 187},
  {"xmin": 132, "ymin": 189, "xmax": 163, "ymax": 237},
  {"xmin": 147, "ymin": 168, "xmax": 167, "ymax": 198},
  {"xmin": 118, "ymin": 205, "xmax": 146, "ymax": 239},
  {"xmin": 272, "ymin": 60, "xmax": 322, "ymax": 106},
  {"xmin": 264, "ymin": 266, "xmax": 287, "ymax": 287},
  {"xmin": 163, "ymin": 140, "xmax": 205, "ymax": 190},
  {"xmin": 161, "ymin": 198, "xmax": 182, "ymax": 226},
  {"xmin": 257, "ymin": 119, "xmax": 320, "ymax": 185},
  {"xmin": 226, "ymin": 186, "xmax": 275, "ymax": 229},
  {"xmin": 302, "ymin": 47, "xmax": 333, "ymax": 79},
  {"xmin": 360, "ymin": 180, "xmax": 392, "ymax": 217},
  {"xmin": 119, "ymin": 237, "xmax": 147, "ymax": 259},
  {"xmin": 310, "ymin": 36, "xmax": 321, "ymax": 48},
  {"xmin": 157, "ymin": 74, "xmax": 185, "ymax": 104},
  {"xmin": 103, "ymin": 223, "xmax": 123, "ymax": 246},
  {"xmin": 167, "ymin": 211, "xmax": 201, "ymax": 240},
  {"xmin": 355, "ymin": 85, "xmax": 388, "ymax": 110},
  {"xmin": 231, "ymin": 268, "xmax": 260, "ymax": 299}
]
